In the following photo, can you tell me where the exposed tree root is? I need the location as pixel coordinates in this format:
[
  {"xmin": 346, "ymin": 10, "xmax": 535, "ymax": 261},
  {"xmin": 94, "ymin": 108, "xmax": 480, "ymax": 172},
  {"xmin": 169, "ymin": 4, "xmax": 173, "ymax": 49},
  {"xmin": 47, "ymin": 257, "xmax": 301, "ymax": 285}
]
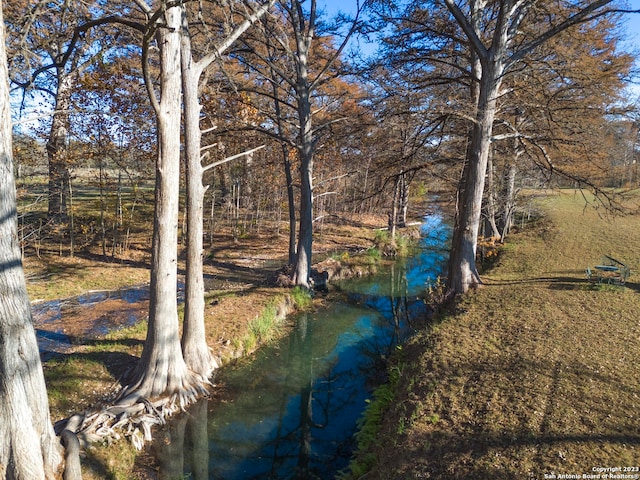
[
  {"xmin": 55, "ymin": 374, "xmax": 211, "ymax": 454},
  {"xmin": 183, "ymin": 346, "xmax": 219, "ymax": 381},
  {"xmin": 60, "ymin": 429, "xmax": 82, "ymax": 480},
  {"xmin": 115, "ymin": 365, "xmax": 210, "ymax": 411}
]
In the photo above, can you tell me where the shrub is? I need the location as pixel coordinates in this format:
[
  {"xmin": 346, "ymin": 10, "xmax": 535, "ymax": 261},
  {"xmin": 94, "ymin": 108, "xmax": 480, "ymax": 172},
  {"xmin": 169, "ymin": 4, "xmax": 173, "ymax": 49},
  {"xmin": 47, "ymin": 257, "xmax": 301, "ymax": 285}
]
[{"xmin": 291, "ymin": 286, "xmax": 312, "ymax": 309}]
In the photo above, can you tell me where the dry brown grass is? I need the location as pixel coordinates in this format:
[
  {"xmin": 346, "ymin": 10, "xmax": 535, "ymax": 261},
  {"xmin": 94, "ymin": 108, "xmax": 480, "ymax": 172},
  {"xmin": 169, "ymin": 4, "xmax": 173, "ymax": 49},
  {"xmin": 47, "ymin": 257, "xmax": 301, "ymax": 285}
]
[{"xmin": 363, "ymin": 190, "xmax": 640, "ymax": 479}]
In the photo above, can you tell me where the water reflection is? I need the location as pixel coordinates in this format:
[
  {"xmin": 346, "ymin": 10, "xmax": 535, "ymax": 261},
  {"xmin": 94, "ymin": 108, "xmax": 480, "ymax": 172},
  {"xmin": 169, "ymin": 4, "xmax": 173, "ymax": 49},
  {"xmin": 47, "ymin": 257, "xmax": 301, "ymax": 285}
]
[
  {"xmin": 32, "ymin": 284, "xmax": 184, "ymax": 358},
  {"xmin": 152, "ymin": 212, "xmax": 450, "ymax": 479},
  {"xmin": 154, "ymin": 399, "xmax": 209, "ymax": 480}
]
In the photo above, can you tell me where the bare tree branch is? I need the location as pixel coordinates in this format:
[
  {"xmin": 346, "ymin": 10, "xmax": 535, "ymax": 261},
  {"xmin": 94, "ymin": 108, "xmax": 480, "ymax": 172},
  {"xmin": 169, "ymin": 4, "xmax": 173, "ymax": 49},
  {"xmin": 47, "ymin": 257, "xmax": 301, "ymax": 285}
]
[{"xmin": 202, "ymin": 144, "xmax": 266, "ymax": 172}]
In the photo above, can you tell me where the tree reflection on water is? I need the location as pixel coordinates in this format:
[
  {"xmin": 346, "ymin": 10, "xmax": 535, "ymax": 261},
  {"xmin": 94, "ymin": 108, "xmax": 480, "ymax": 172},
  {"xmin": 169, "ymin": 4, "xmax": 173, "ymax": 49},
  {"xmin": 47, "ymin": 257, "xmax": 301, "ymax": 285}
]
[{"xmin": 152, "ymin": 212, "xmax": 450, "ymax": 479}]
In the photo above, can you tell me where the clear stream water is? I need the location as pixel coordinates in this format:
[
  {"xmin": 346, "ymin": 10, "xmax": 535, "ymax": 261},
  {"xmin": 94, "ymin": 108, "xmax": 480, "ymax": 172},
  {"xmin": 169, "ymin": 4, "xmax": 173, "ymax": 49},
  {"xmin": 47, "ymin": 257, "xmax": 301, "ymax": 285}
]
[
  {"xmin": 33, "ymin": 284, "xmax": 185, "ymax": 360},
  {"xmin": 150, "ymin": 211, "xmax": 451, "ymax": 480},
  {"xmin": 32, "ymin": 284, "xmax": 152, "ymax": 359}
]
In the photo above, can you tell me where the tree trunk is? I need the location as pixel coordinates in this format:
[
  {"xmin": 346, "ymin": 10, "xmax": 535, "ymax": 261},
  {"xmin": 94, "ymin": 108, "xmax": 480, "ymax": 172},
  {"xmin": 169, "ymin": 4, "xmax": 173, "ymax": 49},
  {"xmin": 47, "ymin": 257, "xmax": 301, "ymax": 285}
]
[
  {"xmin": 179, "ymin": 1, "xmax": 270, "ymax": 375},
  {"xmin": 269, "ymin": 68, "xmax": 297, "ymax": 265},
  {"xmin": 293, "ymin": 150, "xmax": 313, "ymax": 288},
  {"xmin": 398, "ymin": 171, "xmax": 410, "ymax": 228},
  {"xmin": 283, "ymin": 146, "xmax": 297, "ymax": 266},
  {"xmin": 499, "ymin": 110, "xmax": 523, "ymax": 240},
  {"xmin": 501, "ymin": 160, "xmax": 517, "ymax": 239},
  {"xmin": 389, "ymin": 175, "xmax": 399, "ymax": 243},
  {"xmin": 447, "ymin": 70, "xmax": 502, "ymax": 294},
  {"xmin": 292, "ymin": 34, "xmax": 314, "ymax": 288},
  {"xmin": 485, "ymin": 149, "xmax": 502, "ymax": 240},
  {"xmin": 120, "ymin": 4, "xmax": 203, "ymax": 403},
  {"xmin": 180, "ymin": 7, "xmax": 216, "ymax": 380},
  {"xmin": 46, "ymin": 70, "xmax": 74, "ymax": 222},
  {"xmin": 442, "ymin": 0, "xmax": 619, "ymax": 295},
  {"xmin": 0, "ymin": 6, "xmax": 62, "ymax": 475}
]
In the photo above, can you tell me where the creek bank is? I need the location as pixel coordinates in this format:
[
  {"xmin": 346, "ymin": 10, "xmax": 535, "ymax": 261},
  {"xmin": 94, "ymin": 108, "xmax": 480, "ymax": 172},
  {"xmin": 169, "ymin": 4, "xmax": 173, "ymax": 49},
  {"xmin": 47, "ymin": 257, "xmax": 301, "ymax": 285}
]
[
  {"xmin": 205, "ymin": 247, "xmax": 412, "ymax": 368},
  {"xmin": 142, "ymin": 217, "xmax": 447, "ymax": 479},
  {"xmin": 47, "ymin": 247, "xmax": 397, "ymax": 465},
  {"xmin": 347, "ymin": 192, "xmax": 640, "ymax": 479},
  {"xmin": 35, "ymin": 214, "xmax": 426, "ymax": 479}
]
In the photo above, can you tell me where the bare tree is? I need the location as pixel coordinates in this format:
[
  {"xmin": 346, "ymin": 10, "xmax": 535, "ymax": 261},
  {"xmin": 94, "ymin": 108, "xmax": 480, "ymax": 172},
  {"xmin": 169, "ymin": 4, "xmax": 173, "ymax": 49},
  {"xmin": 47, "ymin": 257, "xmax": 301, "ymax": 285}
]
[
  {"xmin": 6, "ymin": 0, "xmax": 108, "ymax": 223},
  {"xmin": 393, "ymin": 0, "xmax": 638, "ymax": 295},
  {"xmin": 0, "ymin": 2, "xmax": 62, "ymax": 476},
  {"xmin": 110, "ymin": 0, "xmax": 271, "ymax": 399},
  {"xmin": 180, "ymin": 0, "xmax": 272, "ymax": 380},
  {"xmin": 233, "ymin": 0, "xmax": 367, "ymax": 287},
  {"xmin": 443, "ymin": 0, "xmax": 640, "ymax": 294},
  {"xmin": 117, "ymin": 0, "xmax": 206, "ymax": 404}
]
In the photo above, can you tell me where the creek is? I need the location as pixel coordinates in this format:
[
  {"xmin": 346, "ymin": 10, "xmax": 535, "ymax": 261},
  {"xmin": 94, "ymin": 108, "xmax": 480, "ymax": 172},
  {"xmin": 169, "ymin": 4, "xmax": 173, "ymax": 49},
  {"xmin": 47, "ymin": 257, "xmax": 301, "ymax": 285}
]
[
  {"xmin": 150, "ymin": 211, "xmax": 450, "ymax": 480},
  {"xmin": 32, "ymin": 284, "xmax": 156, "ymax": 360}
]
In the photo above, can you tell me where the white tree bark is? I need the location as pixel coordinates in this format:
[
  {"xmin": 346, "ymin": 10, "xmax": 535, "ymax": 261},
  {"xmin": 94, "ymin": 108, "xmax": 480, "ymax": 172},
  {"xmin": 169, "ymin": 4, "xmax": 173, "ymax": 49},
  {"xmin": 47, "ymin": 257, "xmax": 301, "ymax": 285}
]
[
  {"xmin": 180, "ymin": 6, "xmax": 215, "ymax": 380},
  {"xmin": 180, "ymin": 1, "xmax": 272, "ymax": 379},
  {"xmin": 46, "ymin": 69, "xmax": 74, "ymax": 221},
  {"xmin": 501, "ymin": 160, "xmax": 517, "ymax": 238},
  {"xmin": 291, "ymin": 0, "xmax": 315, "ymax": 288},
  {"xmin": 120, "ymin": 2, "xmax": 203, "ymax": 403},
  {"xmin": 235, "ymin": 0, "xmax": 362, "ymax": 286},
  {"xmin": 443, "ymin": 0, "xmax": 618, "ymax": 294},
  {"xmin": 0, "ymin": 3, "xmax": 62, "ymax": 476},
  {"xmin": 447, "ymin": 70, "xmax": 502, "ymax": 293},
  {"xmin": 485, "ymin": 151, "xmax": 502, "ymax": 240},
  {"xmin": 443, "ymin": 0, "xmax": 508, "ymax": 294}
]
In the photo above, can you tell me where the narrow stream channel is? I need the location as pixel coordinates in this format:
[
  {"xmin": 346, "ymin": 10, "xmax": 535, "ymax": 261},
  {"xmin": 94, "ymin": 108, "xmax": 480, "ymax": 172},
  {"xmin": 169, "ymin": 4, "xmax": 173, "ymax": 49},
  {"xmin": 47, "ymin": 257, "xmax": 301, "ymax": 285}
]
[
  {"xmin": 32, "ymin": 284, "xmax": 154, "ymax": 359},
  {"xmin": 150, "ymin": 212, "xmax": 450, "ymax": 480}
]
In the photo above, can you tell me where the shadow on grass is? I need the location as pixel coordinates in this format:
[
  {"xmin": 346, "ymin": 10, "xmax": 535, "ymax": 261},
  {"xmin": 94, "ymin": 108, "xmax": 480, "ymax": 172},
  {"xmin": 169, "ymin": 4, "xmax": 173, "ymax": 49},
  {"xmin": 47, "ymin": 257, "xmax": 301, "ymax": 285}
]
[
  {"xmin": 203, "ymin": 257, "xmax": 279, "ymax": 286},
  {"xmin": 43, "ymin": 338, "xmax": 142, "ymax": 383},
  {"xmin": 484, "ymin": 273, "xmax": 640, "ymax": 292},
  {"xmin": 73, "ymin": 249, "xmax": 152, "ymax": 270},
  {"xmin": 405, "ymin": 429, "xmax": 640, "ymax": 479},
  {"xmin": 485, "ymin": 275, "xmax": 588, "ymax": 288},
  {"xmin": 376, "ymin": 340, "xmax": 640, "ymax": 479}
]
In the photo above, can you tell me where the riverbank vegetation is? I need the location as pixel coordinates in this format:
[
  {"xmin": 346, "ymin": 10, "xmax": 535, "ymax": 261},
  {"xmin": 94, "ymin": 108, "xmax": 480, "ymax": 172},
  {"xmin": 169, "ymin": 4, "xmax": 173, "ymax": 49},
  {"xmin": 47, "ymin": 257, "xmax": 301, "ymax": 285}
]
[
  {"xmin": 348, "ymin": 190, "xmax": 640, "ymax": 478},
  {"xmin": 30, "ymin": 206, "xmax": 407, "ymax": 479},
  {"xmin": 2, "ymin": 0, "xmax": 640, "ymax": 476}
]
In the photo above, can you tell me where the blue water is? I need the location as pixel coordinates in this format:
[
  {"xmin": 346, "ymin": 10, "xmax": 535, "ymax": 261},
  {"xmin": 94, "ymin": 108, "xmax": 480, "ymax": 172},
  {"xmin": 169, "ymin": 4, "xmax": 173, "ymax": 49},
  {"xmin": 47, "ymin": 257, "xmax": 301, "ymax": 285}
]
[
  {"xmin": 32, "ymin": 284, "xmax": 186, "ymax": 358},
  {"xmin": 152, "ymin": 212, "xmax": 451, "ymax": 479}
]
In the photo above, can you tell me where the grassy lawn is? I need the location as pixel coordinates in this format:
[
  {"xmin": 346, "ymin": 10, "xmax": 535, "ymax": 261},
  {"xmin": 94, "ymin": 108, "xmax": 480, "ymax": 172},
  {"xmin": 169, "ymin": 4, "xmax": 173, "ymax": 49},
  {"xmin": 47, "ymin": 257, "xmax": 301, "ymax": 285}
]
[{"xmin": 357, "ymin": 190, "xmax": 640, "ymax": 479}]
